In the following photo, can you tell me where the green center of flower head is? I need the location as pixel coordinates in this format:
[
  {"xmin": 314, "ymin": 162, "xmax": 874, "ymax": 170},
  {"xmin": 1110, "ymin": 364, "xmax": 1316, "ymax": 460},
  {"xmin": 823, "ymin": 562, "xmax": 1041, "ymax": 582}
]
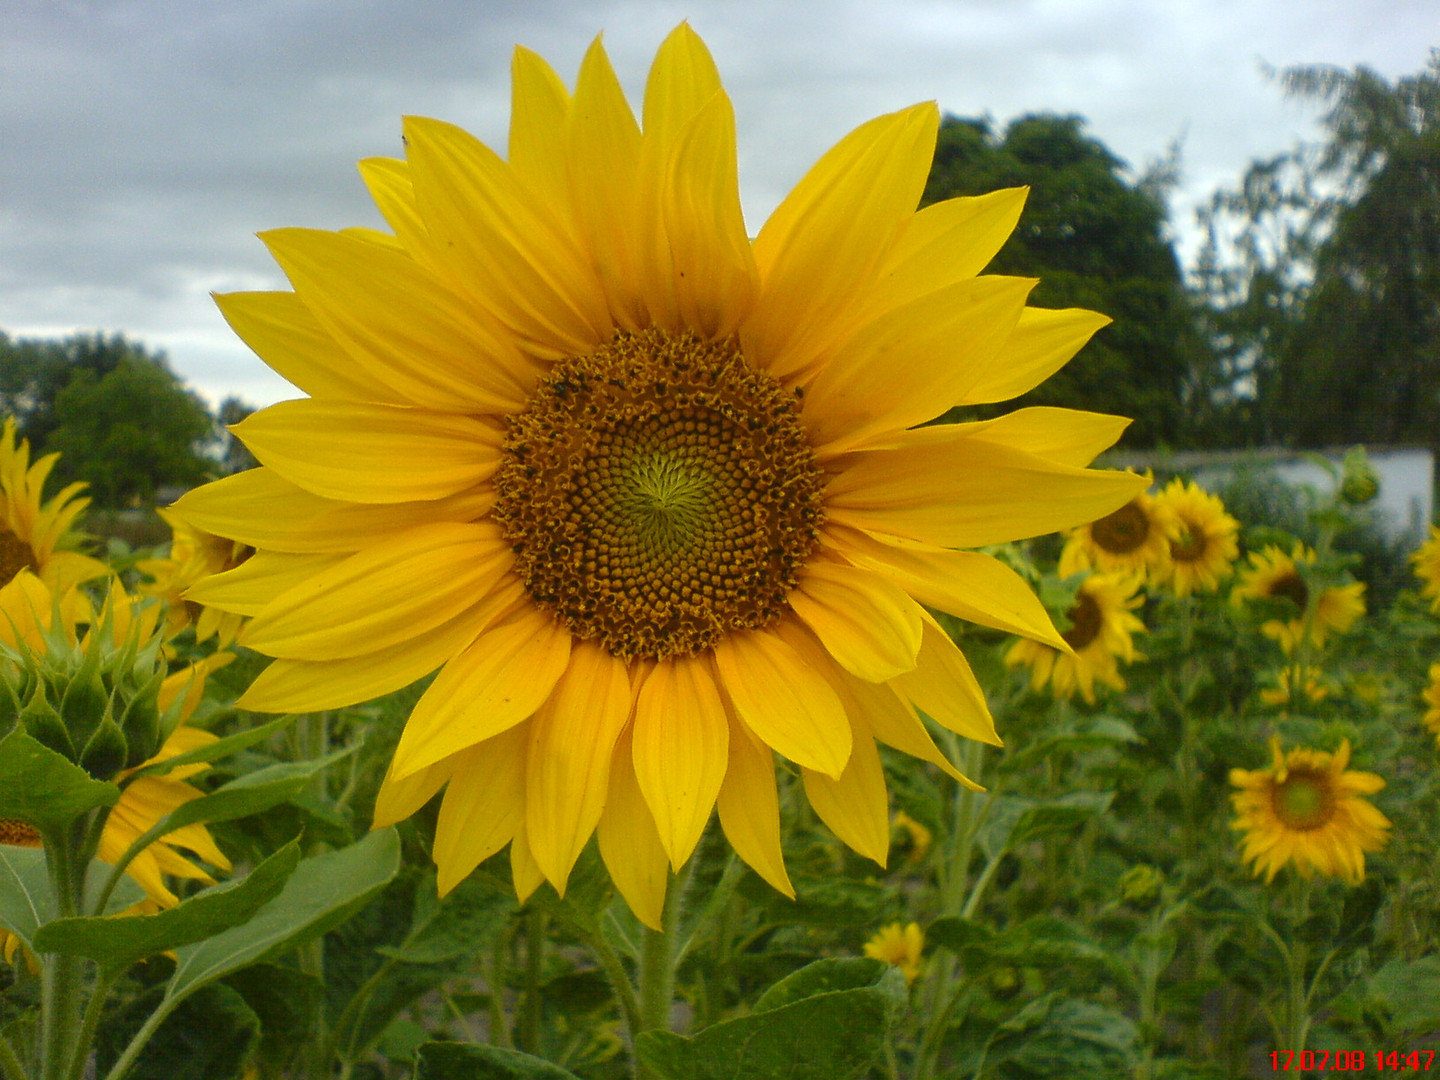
[
  {"xmin": 1062, "ymin": 591, "xmax": 1104, "ymax": 651},
  {"xmin": 1269, "ymin": 570, "xmax": 1310, "ymax": 613},
  {"xmin": 0, "ymin": 527, "xmax": 37, "ymax": 587},
  {"xmin": 1091, "ymin": 501, "xmax": 1149, "ymax": 555},
  {"xmin": 1272, "ymin": 769, "xmax": 1334, "ymax": 831},
  {"xmin": 492, "ymin": 329, "xmax": 827, "ymax": 661}
]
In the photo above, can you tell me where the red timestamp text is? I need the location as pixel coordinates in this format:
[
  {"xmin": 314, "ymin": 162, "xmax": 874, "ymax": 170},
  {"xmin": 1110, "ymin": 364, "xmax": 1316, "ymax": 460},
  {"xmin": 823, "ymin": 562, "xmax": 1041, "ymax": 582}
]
[{"xmin": 1271, "ymin": 1050, "xmax": 1436, "ymax": 1071}]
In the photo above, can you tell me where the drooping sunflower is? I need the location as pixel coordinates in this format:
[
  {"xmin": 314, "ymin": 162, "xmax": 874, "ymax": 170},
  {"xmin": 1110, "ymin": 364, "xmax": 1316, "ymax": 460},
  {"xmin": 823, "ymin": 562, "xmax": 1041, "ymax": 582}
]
[
  {"xmin": 0, "ymin": 418, "xmax": 109, "ymax": 593},
  {"xmin": 1422, "ymin": 661, "xmax": 1440, "ymax": 745},
  {"xmin": 137, "ymin": 508, "xmax": 252, "ymax": 646},
  {"xmin": 171, "ymin": 25, "xmax": 1145, "ymax": 926},
  {"xmin": 1005, "ymin": 571, "xmax": 1145, "ymax": 705},
  {"xmin": 1231, "ymin": 543, "xmax": 1365, "ymax": 654},
  {"xmin": 864, "ymin": 921, "xmax": 925, "ymax": 985},
  {"xmin": 1410, "ymin": 525, "xmax": 1440, "ymax": 613},
  {"xmin": 1230, "ymin": 738, "xmax": 1390, "ymax": 884},
  {"xmin": 1149, "ymin": 477, "xmax": 1239, "ymax": 597},
  {"xmin": 1059, "ymin": 473, "xmax": 1172, "ymax": 579}
]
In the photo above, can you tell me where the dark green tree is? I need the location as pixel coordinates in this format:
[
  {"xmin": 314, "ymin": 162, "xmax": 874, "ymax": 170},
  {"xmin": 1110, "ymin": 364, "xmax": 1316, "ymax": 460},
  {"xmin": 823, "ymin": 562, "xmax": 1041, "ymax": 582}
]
[
  {"xmin": 44, "ymin": 355, "xmax": 214, "ymax": 507},
  {"xmin": 923, "ymin": 113, "xmax": 1207, "ymax": 447},
  {"xmin": 0, "ymin": 331, "xmax": 149, "ymax": 447},
  {"xmin": 214, "ymin": 395, "xmax": 259, "ymax": 476}
]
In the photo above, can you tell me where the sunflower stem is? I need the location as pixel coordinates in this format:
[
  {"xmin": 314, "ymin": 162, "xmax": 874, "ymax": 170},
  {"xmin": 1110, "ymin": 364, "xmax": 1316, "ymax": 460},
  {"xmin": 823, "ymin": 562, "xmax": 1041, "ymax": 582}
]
[
  {"xmin": 638, "ymin": 865, "xmax": 689, "ymax": 1038},
  {"xmin": 518, "ymin": 908, "xmax": 548, "ymax": 1055},
  {"xmin": 38, "ymin": 820, "xmax": 89, "ymax": 1080}
]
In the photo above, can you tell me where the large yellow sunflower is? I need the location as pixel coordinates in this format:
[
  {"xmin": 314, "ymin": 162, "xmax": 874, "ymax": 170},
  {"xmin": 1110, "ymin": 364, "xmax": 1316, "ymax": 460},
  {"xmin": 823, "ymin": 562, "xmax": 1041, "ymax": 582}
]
[
  {"xmin": 171, "ymin": 25, "xmax": 1144, "ymax": 926},
  {"xmin": 1058, "ymin": 473, "xmax": 1172, "ymax": 579},
  {"xmin": 1231, "ymin": 543, "xmax": 1365, "ymax": 654},
  {"xmin": 1005, "ymin": 571, "xmax": 1145, "ymax": 704},
  {"xmin": 1230, "ymin": 738, "xmax": 1389, "ymax": 884},
  {"xmin": 1149, "ymin": 477, "xmax": 1239, "ymax": 597},
  {"xmin": 0, "ymin": 418, "xmax": 109, "ymax": 593},
  {"xmin": 1410, "ymin": 525, "xmax": 1440, "ymax": 613}
]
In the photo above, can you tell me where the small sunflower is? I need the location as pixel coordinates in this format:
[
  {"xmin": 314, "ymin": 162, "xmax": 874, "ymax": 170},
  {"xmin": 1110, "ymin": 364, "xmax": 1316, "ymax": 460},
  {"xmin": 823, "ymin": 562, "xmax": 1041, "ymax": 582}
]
[
  {"xmin": 1422, "ymin": 661, "xmax": 1440, "ymax": 745},
  {"xmin": 1006, "ymin": 571, "xmax": 1145, "ymax": 704},
  {"xmin": 863, "ymin": 921, "xmax": 924, "ymax": 985},
  {"xmin": 171, "ymin": 25, "xmax": 1145, "ymax": 926},
  {"xmin": 137, "ymin": 508, "xmax": 252, "ymax": 646},
  {"xmin": 0, "ymin": 418, "xmax": 109, "ymax": 593},
  {"xmin": 1230, "ymin": 738, "xmax": 1389, "ymax": 884},
  {"xmin": 1410, "ymin": 525, "xmax": 1440, "ymax": 614},
  {"xmin": 1059, "ymin": 473, "xmax": 1172, "ymax": 579},
  {"xmin": 1258, "ymin": 665, "xmax": 1334, "ymax": 707},
  {"xmin": 1231, "ymin": 543, "xmax": 1365, "ymax": 653},
  {"xmin": 1149, "ymin": 477, "xmax": 1239, "ymax": 597}
]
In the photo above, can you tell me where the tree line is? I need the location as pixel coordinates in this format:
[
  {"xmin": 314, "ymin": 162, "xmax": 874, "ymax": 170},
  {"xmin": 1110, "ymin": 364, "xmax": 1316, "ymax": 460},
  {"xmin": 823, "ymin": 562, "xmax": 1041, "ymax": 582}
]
[{"xmin": 3, "ymin": 50, "xmax": 1435, "ymax": 506}]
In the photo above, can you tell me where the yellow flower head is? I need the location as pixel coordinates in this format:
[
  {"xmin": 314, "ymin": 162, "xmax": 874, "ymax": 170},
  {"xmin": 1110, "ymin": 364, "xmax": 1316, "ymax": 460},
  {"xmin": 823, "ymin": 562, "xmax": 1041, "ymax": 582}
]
[
  {"xmin": 0, "ymin": 418, "xmax": 109, "ymax": 594},
  {"xmin": 1231, "ymin": 543, "xmax": 1364, "ymax": 654},
  {"xmin": 1422, "ymin": 661, "xmax": 1440, "ymax": 745},
  {"xmin": 1229, "ymin": 738, "xmax": 1390, "ymax": 885},
  {"xmin": 137, "ymin": 509, "xmax": 252, "ymax": 646},
  {"xmin": 170, "ymin": 25, "xmax": 1145, "ymax": 928},
  {"xmin": 1059, "ymin": 473, "xmax": 1173, "ymax": 579},
  {"xmin": 1149, "ymin": 477, "xmax": 1239, "ymax": 597},
  {"xmin": 1006, "ymin": 571, "xmax": 1145, "ymax": 704},
  {"xmin": 863, "ymin": 921, "xmax": 924, "ymax": 985},
  {"xmin": 1410, "ymin": 525, "xmax": 1440, "ymax": 614},
  {"xmin": 891, "ymin": 810, "xmax": 933, "ymax": 863},
  {"xmin": 1258, "ymin": 665, "xmax": 1334, "ymax": 707}
]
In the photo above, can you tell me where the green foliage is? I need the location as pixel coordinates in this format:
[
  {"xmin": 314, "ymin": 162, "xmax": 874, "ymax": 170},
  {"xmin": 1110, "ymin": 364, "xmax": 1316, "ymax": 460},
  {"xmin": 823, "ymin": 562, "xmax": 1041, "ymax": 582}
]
[
  {"xmin": 413, "ymin": 1043, "xmax": 584, "ymax": 1079},
  {"xmin": 0, "ymin": 728, "xmax": 119, "ymax": 832},
  {"xmin": 96, "ymin": 981, "xmax": 262, "ymax": 1080}
]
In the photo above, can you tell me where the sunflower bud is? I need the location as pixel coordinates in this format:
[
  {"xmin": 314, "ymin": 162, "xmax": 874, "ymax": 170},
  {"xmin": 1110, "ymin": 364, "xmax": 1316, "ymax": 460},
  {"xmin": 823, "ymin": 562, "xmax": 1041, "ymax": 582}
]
[
  {"xmin": 1120, "ymin": 864, "xmax": 1164, "ymax": 910},
  {"xmin": 1340, "ymin": 447, "xmax": 1379, "ymax": 506}
]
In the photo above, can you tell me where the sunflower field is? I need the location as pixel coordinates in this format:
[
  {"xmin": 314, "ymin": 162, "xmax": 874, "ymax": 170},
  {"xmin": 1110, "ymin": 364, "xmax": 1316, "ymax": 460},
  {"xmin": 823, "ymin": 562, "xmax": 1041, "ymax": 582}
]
[{"xmin": 2, "ymin": 23, "xmax": 1439, "ymax": 1080}]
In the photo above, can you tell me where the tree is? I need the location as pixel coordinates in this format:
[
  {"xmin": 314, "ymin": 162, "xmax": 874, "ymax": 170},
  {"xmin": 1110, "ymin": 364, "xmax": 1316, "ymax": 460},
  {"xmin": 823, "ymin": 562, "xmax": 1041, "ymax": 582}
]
[
  {"xmin": 923, "ymin": 113, "xmax": 1208, "ymax": 447},
  {"xmin": 44, "ymin": 356, "xmax": 214, "ymax": 507},
  {"xmin": 213, "ymin": 396, "xmax": 259, "ymax": 476},
  {"xmin": 0, "ymin": 331, "xmax": 153, "ymax": 448}
]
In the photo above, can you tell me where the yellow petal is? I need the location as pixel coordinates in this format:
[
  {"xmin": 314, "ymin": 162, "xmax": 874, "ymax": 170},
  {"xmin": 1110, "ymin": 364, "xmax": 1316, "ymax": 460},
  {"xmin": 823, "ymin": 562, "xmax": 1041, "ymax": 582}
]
[
  {"xmin": 391, "ymin": 606, "xmax": 571, "ymax": 779},
  {"xmin": 962, "ymin": 307, "xmax": 1112, "ymax": 405},
  {"xmin": 712, "ymin": 627, "xmax": 850, "ymax": 779},
  {"xmin": 185, "ymin": 551, "xmax": 347, "ymax": 617},
  {"xmin": 433, "ymin": 724, "xmax": 528, "ymax": 895},
  {"xmin": 597, "ymin": 724, "xmax": 670, "ymax": 931},
  {"xmin": 824, "ymin": 524, "xmax": 1068, "ymax": 651},
  {"xmin": 889, "ymin": 615, "xmax": 1000, "ymax": 746},
  {"xmin": 214, "ymin": 291, "xmax": 402, "ymax": 404},
  {"xmin": 642, "ymin": 23, "xmax": 722, "ymax": 147},
  {"xmin": 632, "ymin": 655, "xmax": 729, "ymax": 870},
  {"xmin": 716, "ymin": 708, "xmax": 794, "ymax": 898},
  {"xmin": 509, "ymin": 821, "xmax": 546, "ymax": 903},
  {"xmin": 744, "ymin": 103, "xmax": 939, "ymax": 381},
  {"xmin": 802, "ymin": 722, "xmax": 890, "ymax": 866},
  {"xmin": 958, "ymin": 406, "xmax": 1134, "ymax": 467},
  {"xmin": 261, "ymin": 226, "xmax": 538, "ymax": 412},
  {"xmin": 237, "ymin": 578, "xmax": 522, "ymax": 712},
  {"xmin": 508, "ymin": 46, "xmax": 573, "ymax": 213},
  {"xmin": 787, "ymin": 560, "xmax": 922, "ymax": 682},
  {"xmin": 826, "ymin": 429, "xmax": 1148, "ymax": 548},
  {"xmin": 803, "ymin": 275, "xmax": 1033, "ymax": 454},
  {"xmin": 232, "ymin": 400, "xmax": 501, "ymax": 504},
  {"xmin": 241, "ymin": 522, "xmax": 510, "ymax": 660},
  {"xmin": 525, "ymin": 642, "xmax": 632, "ymax": 892},
  {"xmin": 404, "ymin": 115, "xmax": 610, "ymax": 358},
  {"xmin": 373, "ymin": 756, "xmax": 449, "ymax": 829}
]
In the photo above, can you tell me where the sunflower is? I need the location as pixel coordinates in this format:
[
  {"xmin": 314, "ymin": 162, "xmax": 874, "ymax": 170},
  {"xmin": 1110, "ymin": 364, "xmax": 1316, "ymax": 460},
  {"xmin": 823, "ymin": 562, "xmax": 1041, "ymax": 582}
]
[
  {"xmin": 1059, "ymin": 473, "xmax": 1172, "ymax": 579},
  {"xmin": 1231, "ymin": 543, "xmax": 1365, "ymax": 654},
  {"xmin": 1258, "ymin": 665, "xmax": 1334, "ymax": 707},
  {"xmin": 1410, "ymin": 525, "xmax": 1440, "ymax": 613},
  {"xmin": 1149, "ymin": 477, "xmax": 1239, "ymax": 597},
  {"xmin": 0, "ymin": 418, "xmax": 109, "ymax": 593},
  {"xmin": 171, "ymin": 25, "xmax": 1145, "ymax": 927},
  {"xmin": 1006, "ymin": 571, "xmax": 1145, "ymax": 704},
  {"xmin": 1422, "ymin": 661, "xmax": 1440, "ymax": 745},
  {"xmin": 863, "ymin": 921, "xmax": 925, "ymax": 985},
  {"xmin": 1230, "ymin": 738, "xmax": 1389, "ymax": 884},
  {"xmin": 137, "ymin": 508, "xmax": 252, "ymax": 646}
]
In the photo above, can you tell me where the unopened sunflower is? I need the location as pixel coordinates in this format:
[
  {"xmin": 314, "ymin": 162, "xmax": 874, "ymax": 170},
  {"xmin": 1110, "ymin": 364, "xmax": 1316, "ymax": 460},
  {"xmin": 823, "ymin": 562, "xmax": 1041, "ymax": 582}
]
[
  {"xmin": 171, "ymin": 25, "xmax": 1144, "ymax": 926},
  {"xmin": 0, "ymin": 418, "xmax": 109, "ymax": 594},
  {"xmin": 1006, "ymin": 571, "xmax": 1145, "ymax": 704},
  {"xmin": 1059, "ymin": 473, "xmax": 1172, "ymax": 579},
  {"xmin": 1230, "ymin": 738, "xmax": 1389, "ymax": 884},
  {"xmin": 1231, "ymin": 543, "xmax": 1365, "ymax": 654},
  {"xmin": 1150, "ymin": 477, "xmax": 1238, "ymax": 597}
]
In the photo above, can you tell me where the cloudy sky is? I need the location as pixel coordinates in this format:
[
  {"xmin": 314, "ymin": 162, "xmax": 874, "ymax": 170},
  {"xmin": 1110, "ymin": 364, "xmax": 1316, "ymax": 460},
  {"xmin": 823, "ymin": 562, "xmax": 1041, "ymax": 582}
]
[{"xmin": 2, "ymin": 0, "xmax": 1433, "ymax": 410}]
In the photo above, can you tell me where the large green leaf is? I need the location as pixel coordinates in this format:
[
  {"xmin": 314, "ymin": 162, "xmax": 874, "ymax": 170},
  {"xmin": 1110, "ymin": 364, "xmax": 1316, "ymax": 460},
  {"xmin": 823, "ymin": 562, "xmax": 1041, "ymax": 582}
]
[
  {"xmin": 377, "ymin": 871, "xmax": 515, "ymax": 965},
  {"xmin": 221, "ymin": 964, "xmax": 324, "ymax": 1079},
  {"xmin": 0, "ymin": 845, "xmax": 144, "ymax": 952},
  {"xmin": 95, "ymin": 981, "xmax": 260, "ymax": 1080},
  {"xmin": 164, "ymin": 827, "xmax": 399, "ymax": 1004},
  {"xmin": 978, "ymin": 791, "xmax": 1114, "ymax": 861},
  {"xmin": 413, "ymin": 1042, "xmax": 584, "ymax": 1079},
  {"xmin": 152, "ymin": 747, "xmax": 355, "ymax": 837},
  {"xmin": 0, "ymin": 728, "xmax": 119, "ymax": 831},
  {"xmin": 33, "ymin": 840, "xmax": 301, "ymax": 972},
  {"xmin": 125, "ymin": 716, "xmax": 297, "ymax": 781}
]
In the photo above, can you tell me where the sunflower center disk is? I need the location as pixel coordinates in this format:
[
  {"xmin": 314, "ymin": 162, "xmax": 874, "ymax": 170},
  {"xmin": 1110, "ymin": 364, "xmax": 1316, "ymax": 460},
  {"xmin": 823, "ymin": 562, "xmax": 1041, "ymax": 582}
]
[
  {"xmin": 493, "ymin": 329, "xmax": 827, "ymax": 661},
  {"xmin": 1272, "ymin": 771, "xmax": 1333, "ymax": 831},
  {"xmin": 0, "ymin": 818, "xmax": 42, "ymax": 848},
  {"xmin": 1171, "ymin": 525, "xmax": 1205, "ymax": 562},
  {"xmin": 1062, "ymin": 592, "xmax": 1104, "ymax": 651},
  {"xmin": 0, "ymin": 528, "xmax": 37, "ymax": 588},
  {"xmin": 1091, "ymin": 502, "xmax": 1150, "ymax": 555},
  {"xmin": 1270, "ymin": 571, "xmax": 1310, "ymax": 613}
]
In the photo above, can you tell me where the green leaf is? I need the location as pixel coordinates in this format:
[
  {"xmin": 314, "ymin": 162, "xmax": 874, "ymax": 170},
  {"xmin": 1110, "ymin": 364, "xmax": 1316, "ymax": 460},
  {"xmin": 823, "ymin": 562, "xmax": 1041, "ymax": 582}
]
[
  {"xmin": 221, "ymin": 963, "xmax": 324, "ymax": 1078},
  {"xmin": 125, "ymin": 715, "xmax": 297, "ymax": 781},
  {"xmin": 0, "ymin": 728, "xmax": 119, "ymax": 831},
  {"xmin": 155, "ymin": 747, "xmax": 356, "ymax": 835},
  {"xmin": 33, "ymin": 839, "xmax": 301, "ymax": 972},
  {"xmin": 377, "ymin": 871, "xmax": 515, "ymax": 965},
  {"xmin": 1362, "ymin": 956, "xmax": 1440, "ymax": 1035},
  {"xmin": 413, "ymin": 1042, "xmax": 584, "ymax": 1079},
  {"xmin": 95, "ymin": 981, "xmax": 260, "ymax": 1080},
  {"xmin": 753, "ymin": 956, "xmax": 894, "ymax": 1013},
  {"xmin": 988, "ymin": 997, "xmax": 1138, "ymax": 1078},
  {"xmin": 0, "ymin": 845, "xmax": 144, "ymax": 952},
  {"xmin": 978, "ymin": 792, "xmax": 1113, "ymax": 860},
  {"xmin": 164, "ymin": 827, "xmax": 400, "ymax": 1005}
]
